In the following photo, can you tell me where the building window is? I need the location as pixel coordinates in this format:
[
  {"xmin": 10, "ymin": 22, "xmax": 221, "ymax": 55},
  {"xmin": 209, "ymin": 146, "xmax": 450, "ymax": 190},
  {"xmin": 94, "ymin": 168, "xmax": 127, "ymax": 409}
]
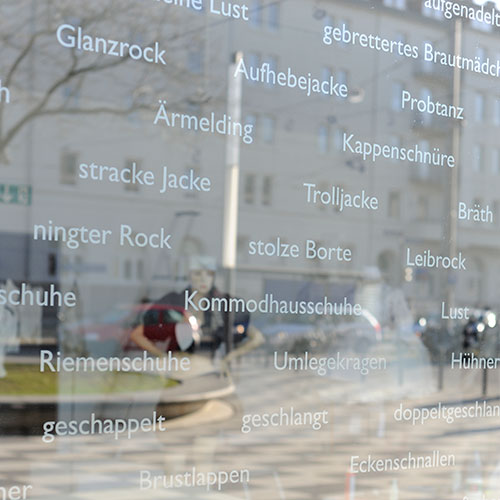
[
  {"xmin": 389, "ymin": 135, "xmax": 402, "ymax": 162},
  {"xmin": 417, "ymin": 195, "xmax": 429, "ymax": 220},
  {"xmin": 244, "ymin": 174, "xmax": 256, "ymax": 204},
  {"xmin": 187, "ymin": 47, "xmax": 203, "ymax": 74},
  {"xmin": 338, "ymin": 19, "xmax": 350, "ymax": 46},
  {"xmin": 48, "ymin": 254, "xmax": 57, "ymax": 276},
  {"xmin": 250, "ymin": 0, "xmax": 262, "ymax": 26},
  {"xmin": 124, "ymin": 159, "xmax": 141, "ymax": 191},
  {"xmin": 268, "ymin": 2, "xmax": 280, "ymax": 30},
  {"xmin": 333, "ymin": 127, "xmax": 345, "ymax": 151},
  {"xmin": 247, "ymin": 53, "xmax": 261, "ymax": 84},
  {"xmin": 415, "ymin": 140, "xmax": 431, "ymax": 179},
  {"xmin": 494, "ymin": 201, "xmax": 500, "ymax": 226},
  {"xmin": 321, "ymin": 66, "xmax": 333, "ymax": 98},
  {"xmin": 324, "ymin": 14, "xmax": 334, "ymax": 29},
  {"xmin": 422, "ymin": 2, "xmax": 443, "ymax": 18},
  {"xmin": 60, "ymin": 151, "xmax": 78, "ymax": 185},
  {"xmin": 472, "ymin": 17, "xmax": 492, "ymax": 31},
  {"xmin": 318, "ymin": 125, "xmax": 329, "ymax": 154},
  {"xmin": 384, "ymin": 0, "xmax": 406, "ymax": 9},
  {"xmin": 494, "ymin": 98, "xmax": 500, "ymax": 126},
  {"xmin": 237, "ymin": 235, "xmax": 250, "ymax": 263},
  {"xmin": 183, "ymin": 165, "xmax": 201, "ymax": 198},
  {"xmin": 395, "ymin": 32, "xmax": 406, "ymax": 44},
  {"xmin": 475, "ymin": 93, "xmax": 485, "ymax": 122},
  {"xmin": 333, "ymin": 183, "xmax": 344, "ymax": 212},
  {"xmin": 137, "ymin": 260, "xmax": 144, "ymax": 280},
  {"xmin": 248, "ymin": 52, "xmax": 260, "ymax": 67},
  {"xmin": 246, "ymin": 114, "xmax": 257, "ymax": 131},
  {"xmin": 262, "ymin": 176, "xmax": 273, "ymax": 205},
  {"xmin": 473, "ymin": 197, "xmax": 483, "ymax": 210},
  {"xmin": 336, "ymin": 70, "xmax": 348, "ymax": 98},
  {"xmin": 309, "ymin": 240, "xmax": 324, "ymax": 266},
  {"xmin": 391, "ymin": 81, "xmax": 404, "ymax": 111},
  {"xmin": 493, "ymin": 149, "xmax": 500, "ymax": 175},
  {"xmin": 420, "ymin": 87, "xmax": 432, "ymax": 125},
  {"xmin": 124, "ymin": 259, "xmax": 132, "ymax": 280},
  {"xmin": 260, "ymin": 115, "xmax": 275, "ymax": 143},
  {"xmin": 186, "ymin": 101, "xmax": 201, "ymax": 120},
  {"xmin": 74, "ymin": 255, "xmax": 84, "ymax": 273},
  {"xmin": 322, "ymin": 66, "xmax": 333, "ymax": 81},
  {"xmin": 473, "ymin": 145, "xmax": 485, "ymax": 172},
  {"xmin": 394, "ymin": 32, "xmax": 406, "ymax": 57},
  {"xmin": 62, "ymin": 83, "xmax": 80, "ymax": 106},
  {"xmin": 263, "ymin": 55, "xmax": 278, "ymax": 88},
  {"xmin": 476, "ymin": 45, "xmax": 487, "ymax": 61},
  {"xmin": 388, "ymin": 192, "xmax": 401, "ymax": 219},
  {"xmin": 419, "ymin": 40, "xmax": 434, "ymax": 73},
  {"xmin": 418, "ymin": 140, "xmax": 430, "ymax": 167}
]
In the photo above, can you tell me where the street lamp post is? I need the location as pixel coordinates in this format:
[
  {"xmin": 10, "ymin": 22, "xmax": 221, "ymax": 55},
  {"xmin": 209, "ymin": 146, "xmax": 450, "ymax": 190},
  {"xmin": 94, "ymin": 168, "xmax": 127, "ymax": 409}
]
[
  {"xmin": 440, "ymin": 19, "xmax": 463, "ymax": 391},
  {"xmin": 222, "ymin": 51, "xmax": 243, "ymax": 355}
]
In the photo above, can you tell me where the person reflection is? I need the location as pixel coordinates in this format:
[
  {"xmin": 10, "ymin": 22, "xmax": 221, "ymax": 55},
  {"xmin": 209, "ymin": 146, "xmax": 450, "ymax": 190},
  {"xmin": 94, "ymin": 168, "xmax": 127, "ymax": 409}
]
[{"xmin": 130, "ymin": 256, "xmax": 263, "ymax": 366}]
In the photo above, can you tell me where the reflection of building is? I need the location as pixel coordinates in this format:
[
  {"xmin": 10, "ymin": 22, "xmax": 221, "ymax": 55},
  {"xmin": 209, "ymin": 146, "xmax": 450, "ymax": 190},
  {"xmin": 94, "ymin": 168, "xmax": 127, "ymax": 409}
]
[{"xmin": 1, "ymin": 0, "xmax": 500, "ymax": 334}]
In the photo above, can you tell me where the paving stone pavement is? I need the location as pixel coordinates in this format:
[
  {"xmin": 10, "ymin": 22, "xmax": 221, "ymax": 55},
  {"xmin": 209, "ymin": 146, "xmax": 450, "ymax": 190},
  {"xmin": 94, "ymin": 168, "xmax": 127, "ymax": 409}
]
[{"xmin": 2, "ymin": 349, "xmax": 500, "ymax": 499}]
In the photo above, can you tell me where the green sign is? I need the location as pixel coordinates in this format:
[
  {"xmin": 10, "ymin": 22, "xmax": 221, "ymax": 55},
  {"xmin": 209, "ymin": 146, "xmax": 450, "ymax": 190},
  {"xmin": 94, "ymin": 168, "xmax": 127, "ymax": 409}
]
[{"xmin": 0, "ymin": 184, "xmax": 32, "ymax": 206}]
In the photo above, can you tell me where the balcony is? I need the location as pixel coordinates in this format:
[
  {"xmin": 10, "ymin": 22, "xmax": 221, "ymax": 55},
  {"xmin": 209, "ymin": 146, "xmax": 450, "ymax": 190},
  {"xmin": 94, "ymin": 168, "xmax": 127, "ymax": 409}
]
[
  {"xmin": 411, "ymin": 111, "xmax": 452, "ymax": 137},
  {"xmin": 413, "ymin": 60, "xmax": 453, "ymax": 84},
  {"xmin": 409, "ymin": 164, "xmax": 446, "ymax": 185}
]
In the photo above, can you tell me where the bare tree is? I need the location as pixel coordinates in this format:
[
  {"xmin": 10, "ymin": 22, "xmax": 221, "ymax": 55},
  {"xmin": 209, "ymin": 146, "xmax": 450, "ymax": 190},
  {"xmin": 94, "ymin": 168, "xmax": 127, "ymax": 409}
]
[{"xmin": 0, "ymin": 0, "xmax": 216, "ymax": 163}]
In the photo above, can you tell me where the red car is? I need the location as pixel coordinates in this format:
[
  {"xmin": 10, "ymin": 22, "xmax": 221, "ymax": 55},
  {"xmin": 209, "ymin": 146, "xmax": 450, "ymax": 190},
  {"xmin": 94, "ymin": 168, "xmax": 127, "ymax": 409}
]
[{"xmin": 71, "ymin": 303, "xmax": 200, "ymax": 355}]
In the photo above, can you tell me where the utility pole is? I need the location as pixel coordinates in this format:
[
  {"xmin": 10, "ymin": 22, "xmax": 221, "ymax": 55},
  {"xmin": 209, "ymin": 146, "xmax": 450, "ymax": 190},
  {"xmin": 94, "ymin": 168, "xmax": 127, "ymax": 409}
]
[
  {"xmin": 222, "ymin": 51, "xmax": 243, "ymax": 355},
  {"xmin": 440, "ymin": 19, "xmax": 463, "ymax": 390}
]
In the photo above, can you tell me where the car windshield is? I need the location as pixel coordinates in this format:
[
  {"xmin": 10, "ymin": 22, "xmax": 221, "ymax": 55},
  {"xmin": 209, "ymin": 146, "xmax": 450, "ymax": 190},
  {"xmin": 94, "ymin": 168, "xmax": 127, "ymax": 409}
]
[
  {"xmin": 164, "ymin": 309, "xmax": 185, "ymax": 323},
  {"xmin": 93, "ymin": 306, "xmax": 139, "ymax": 325}
]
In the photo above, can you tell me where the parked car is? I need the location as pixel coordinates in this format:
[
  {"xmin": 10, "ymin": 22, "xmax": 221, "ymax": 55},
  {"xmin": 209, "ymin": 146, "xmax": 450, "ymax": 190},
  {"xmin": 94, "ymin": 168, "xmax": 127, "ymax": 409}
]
[
  {"xmin": 260, "ymin": 321, "xmax": 327, "ymax": 354},
  {"xmin": 64, "ymin": 303, "xmax": 200, "ymax": 356},
  {"xmin": 322, "ymin": 309, "xmax": 382, "ymax": 353}
]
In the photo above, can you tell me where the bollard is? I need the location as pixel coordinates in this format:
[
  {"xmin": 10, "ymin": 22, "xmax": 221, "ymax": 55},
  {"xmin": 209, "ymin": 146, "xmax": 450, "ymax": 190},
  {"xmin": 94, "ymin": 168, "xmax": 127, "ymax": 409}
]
[{"xmin": 345, "ymin": 471, "xmax": 355, "ymax": 500}]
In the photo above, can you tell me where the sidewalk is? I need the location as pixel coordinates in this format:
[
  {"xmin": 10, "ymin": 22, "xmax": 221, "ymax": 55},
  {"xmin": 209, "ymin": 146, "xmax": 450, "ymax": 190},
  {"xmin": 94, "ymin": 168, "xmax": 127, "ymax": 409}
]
[{"xmin": 1, "ymin": 347, "xmax": 500, "ymax": 499}]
